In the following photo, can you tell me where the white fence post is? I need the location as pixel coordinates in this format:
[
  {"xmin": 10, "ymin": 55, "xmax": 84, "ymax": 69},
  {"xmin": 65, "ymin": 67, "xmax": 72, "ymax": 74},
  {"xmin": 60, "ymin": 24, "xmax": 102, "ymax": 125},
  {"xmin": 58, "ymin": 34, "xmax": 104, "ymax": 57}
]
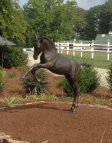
[
  {"xmin": 80, "ymin": 40, "xmax": 83, "ymax": 57},
  {"xmin": 73, "ymin": 43, "xmax": 75, "ymax": 56},
  {"xmin": 107, "ymin": 39, "xmax": 110, "ymax": 60},
  {"xmin": 55, "ymin": 43, "xmax": 59, "ymax": 53},
  {"xmin": 61, "ymin": 44, "xmax": 63, "ymax": 54},
  {"xmin": 91, "ymin": 40, "xmax": 94, "ymax": 59},
  {"xmin": 58, "ymin": 44, "xmax": 60, "ymax": 53},
  {"xmin": 66, "ymin": 43, "xmax": 69, "ymax": 55}
]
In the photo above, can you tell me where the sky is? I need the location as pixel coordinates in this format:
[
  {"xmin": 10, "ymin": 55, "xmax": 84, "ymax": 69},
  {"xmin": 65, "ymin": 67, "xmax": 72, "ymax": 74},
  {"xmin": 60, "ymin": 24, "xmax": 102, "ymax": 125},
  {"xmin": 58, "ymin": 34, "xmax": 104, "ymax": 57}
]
[{"xmin": 19, "ymin": 0, "xmax": 108, "ymax": 10}]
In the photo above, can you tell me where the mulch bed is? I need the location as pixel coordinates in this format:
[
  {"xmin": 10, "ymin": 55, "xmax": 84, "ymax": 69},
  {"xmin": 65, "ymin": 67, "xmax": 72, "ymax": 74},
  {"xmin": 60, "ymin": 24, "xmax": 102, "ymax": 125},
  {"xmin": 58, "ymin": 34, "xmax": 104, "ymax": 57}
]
[{"xmin": 0, "ymin": 102, "xmax": 112, "ymax": 143}]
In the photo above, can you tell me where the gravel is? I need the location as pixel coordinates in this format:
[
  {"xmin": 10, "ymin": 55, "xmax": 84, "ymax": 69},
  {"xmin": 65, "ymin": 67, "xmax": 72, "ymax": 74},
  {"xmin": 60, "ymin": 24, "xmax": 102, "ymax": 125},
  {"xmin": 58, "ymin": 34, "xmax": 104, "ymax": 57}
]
[{"xmin": 94, "ymin": 68, "xmax": 108, "ymax": 88}]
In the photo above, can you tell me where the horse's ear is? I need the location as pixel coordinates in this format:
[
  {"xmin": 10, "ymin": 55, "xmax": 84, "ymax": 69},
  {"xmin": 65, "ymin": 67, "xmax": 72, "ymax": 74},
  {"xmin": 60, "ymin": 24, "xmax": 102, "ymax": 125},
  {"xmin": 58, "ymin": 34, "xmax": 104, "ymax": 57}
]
[
  {"xmin": 39, "ymin": 38, "xmax": 43, "ymax": 43},
  {"xmin": 34, "ymin": 34, "xmax": 38, "ymax": 40}
]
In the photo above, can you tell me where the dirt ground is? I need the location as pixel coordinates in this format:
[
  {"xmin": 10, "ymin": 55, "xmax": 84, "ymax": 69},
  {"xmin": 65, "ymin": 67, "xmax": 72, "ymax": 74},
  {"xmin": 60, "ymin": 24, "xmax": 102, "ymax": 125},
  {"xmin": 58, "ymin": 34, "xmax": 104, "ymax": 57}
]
[
  {"xmin": 0, "ymin": 103, "xmax": 112, "ymax": 143},
  {"xmin": 0, "ymin": 67, "xmax": 112, "ymax": 143}
]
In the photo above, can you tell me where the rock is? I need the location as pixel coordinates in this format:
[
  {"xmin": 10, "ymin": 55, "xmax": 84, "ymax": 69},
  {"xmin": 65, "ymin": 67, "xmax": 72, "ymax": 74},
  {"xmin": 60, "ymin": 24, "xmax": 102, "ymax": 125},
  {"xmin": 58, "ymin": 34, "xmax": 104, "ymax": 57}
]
[
  {"xmin": 0, "ymin": 133, "xmax": 6, "ymax": 136},
  {"xmin": 41, "ymin": 141, "xmax": 48, "ymax": 143},
  {"xmin": 0, "ymin": 133, "xmax": 29, "ymax": 143}
]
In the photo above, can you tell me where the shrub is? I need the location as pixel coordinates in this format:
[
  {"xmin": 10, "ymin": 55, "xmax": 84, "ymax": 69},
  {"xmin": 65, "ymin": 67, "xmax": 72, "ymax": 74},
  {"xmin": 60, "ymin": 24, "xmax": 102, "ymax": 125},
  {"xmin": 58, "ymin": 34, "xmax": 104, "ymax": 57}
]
[
  {"xmin": 78, "ymin": 66, "xmax": 100, "ymax": 93},
  {"xmin": 107, "ymin": 63, "xmax": 112, "ymax": 90},
  {"xmin": 59, "ymin": 78, "xmax": 73, "ymax": 97},
  {"xmin": 59, "ymin": 66, "xmax": 100, "ymax": 97},
  {"xmin": 22, "ymin": 69, "xmax": 48, "ymax": 95},
  {"xmin": 0, "ymin": 45, "xmax": 28, "ymax": 68},
  {"xmin": 4, "ymin": 47, "xmax": 28, "ymax": 68},
  {"xmin": 0, "ymin": 66, "xmax": 6, "ymax": 95}
]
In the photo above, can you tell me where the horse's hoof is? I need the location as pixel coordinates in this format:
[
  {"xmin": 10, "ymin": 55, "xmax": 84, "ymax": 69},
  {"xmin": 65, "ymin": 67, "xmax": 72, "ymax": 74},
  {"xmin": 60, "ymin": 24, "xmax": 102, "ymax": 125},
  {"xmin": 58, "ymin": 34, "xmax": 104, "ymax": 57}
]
[
  {"xmin": 20, "ymin": 77, "xmax": 24, "ymax": 81},
  {"xmin": 71, "ymin": 106, "xmax": 76, "ymax": 114}
]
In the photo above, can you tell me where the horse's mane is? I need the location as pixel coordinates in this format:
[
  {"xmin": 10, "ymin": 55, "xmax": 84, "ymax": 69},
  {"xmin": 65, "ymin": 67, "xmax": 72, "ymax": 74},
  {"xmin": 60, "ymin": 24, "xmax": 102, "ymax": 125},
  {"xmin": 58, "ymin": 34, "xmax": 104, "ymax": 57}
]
[{"xmin": 43, "ymin": 37, "xmax": 57, "ymax": 50}]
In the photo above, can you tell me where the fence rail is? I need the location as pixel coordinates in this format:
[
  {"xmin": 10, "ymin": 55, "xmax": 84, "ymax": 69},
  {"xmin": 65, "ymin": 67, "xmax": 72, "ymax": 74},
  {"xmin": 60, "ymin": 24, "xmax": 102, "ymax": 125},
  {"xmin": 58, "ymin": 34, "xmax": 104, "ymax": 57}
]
[{"xmin": 55, "ymin": 41, "xmax": 112, "ymax": 61}]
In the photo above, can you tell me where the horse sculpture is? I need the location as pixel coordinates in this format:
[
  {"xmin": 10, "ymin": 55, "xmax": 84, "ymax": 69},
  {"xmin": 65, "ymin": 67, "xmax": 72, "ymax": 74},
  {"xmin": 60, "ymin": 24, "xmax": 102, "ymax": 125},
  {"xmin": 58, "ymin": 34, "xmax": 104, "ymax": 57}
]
[{"xmin": 21, "ymin": 34, "xmax": 90, "ymax": 113}]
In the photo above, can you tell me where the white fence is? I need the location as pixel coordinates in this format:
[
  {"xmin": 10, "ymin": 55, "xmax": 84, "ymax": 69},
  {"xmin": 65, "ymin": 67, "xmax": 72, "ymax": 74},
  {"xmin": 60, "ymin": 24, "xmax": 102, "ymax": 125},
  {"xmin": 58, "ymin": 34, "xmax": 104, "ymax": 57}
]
[
  {"xmin": 23, "ymin": 40, "xmax": 112, "ymax": 61},
  {"xmin": 55, "ymin": 40, "xmax": 112, "ymax": 61},
  {"xmin": 23, "ymin": 48, "xmax": 34, "ymax": 51}
]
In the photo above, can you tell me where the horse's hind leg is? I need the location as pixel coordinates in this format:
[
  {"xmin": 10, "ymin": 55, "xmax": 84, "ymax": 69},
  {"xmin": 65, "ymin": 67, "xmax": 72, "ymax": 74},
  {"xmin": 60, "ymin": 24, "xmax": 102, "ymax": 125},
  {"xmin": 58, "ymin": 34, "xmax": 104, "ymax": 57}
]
[
  {"xmin": 71, "ymin": 81, "xmax": 80, "ymax": 114},
  {"xmin": 65, "ymin": 74, "xmax": 80, "ymax": 113}
]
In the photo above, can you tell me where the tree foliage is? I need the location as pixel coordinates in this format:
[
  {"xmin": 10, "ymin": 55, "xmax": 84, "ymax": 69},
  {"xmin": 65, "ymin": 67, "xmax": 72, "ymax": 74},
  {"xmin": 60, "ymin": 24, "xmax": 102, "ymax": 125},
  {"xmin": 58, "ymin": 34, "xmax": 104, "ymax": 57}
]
[
  {"xmin": 1, "ymin": 0, "xmax": 112, "ymax": 46},
  {"xmin": 82, "ymin": 0, "xmax": 112, "ymax": 40},
  {"xmin": 0, "ymin": 0, "xmax": 27, "ymax": 45},
  {"xmin": 23, "ymin": 0, "xmax": 86, "ymax": 47}
]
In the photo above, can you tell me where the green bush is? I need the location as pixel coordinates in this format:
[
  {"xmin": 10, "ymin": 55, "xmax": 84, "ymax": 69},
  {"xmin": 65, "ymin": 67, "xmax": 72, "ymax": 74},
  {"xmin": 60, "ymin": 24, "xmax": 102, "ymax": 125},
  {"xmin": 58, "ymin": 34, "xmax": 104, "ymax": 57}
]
[
  {"xmin": 59, "ymin": 66, "xmax": 100, "ymax": 96},
  {"xmin": 22, "ymin": 69, "xmax": 48, "ymax": 95},
  {"xmin": 107, "ymin": 63, "xmax": 112, "ymax": 90},
  {"xmin": 59, "ymin": 78, "xmax": 74, "ymax": 97},
  {"xmin": 78, "ymin": 66, "xmax": 100, "ymax": 93},
  {"xmin": 0, "ymin": 66, "xmax": 6, "ymax": 95},
  {"xmin": 0, "ymin": 45, "xmax": 28, "ymax": 68}
]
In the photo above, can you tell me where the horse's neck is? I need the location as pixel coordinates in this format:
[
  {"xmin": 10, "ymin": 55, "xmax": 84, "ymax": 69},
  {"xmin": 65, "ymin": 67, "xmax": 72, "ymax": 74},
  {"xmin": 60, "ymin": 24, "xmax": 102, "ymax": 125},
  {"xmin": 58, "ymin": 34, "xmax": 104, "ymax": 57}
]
[
  {"xmin": 43, "ymin": 41, "xmax": 57, "ymax": 52},
  {"xmin": 40, "ymin": 52, "xmax": 45, "ymax": 63},
  {"xmin": 44, "ymin": 44, "xmax": 57, "ymax": 53},
  {"xmin": 40, "ymin": 46, "xmax": 57, "ymax": 63}
]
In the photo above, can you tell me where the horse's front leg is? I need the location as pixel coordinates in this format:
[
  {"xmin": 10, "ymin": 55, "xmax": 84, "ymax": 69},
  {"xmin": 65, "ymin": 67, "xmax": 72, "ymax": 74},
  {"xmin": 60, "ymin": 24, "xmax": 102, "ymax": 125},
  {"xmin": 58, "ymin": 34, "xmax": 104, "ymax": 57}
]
[
  {"xmin": 21, "ymin": 62, "xmax": 51, "ymax": 83},
  {"xmin": 21, "ymin": 66, "xmax": 34, "ymax": 80},
  {"xmin": 31, "ymin": 67, "xmax": 47, "ymax": 84},
  {"xmin": 31, "ymin": 62, "xmax": 53, "ymax": 84},
  {"xmin": 20, "ymin": 64, "xmax": 40, "ymax": 81},
  {"xmin": 21, "ymin": 63, "xmax": 44, "ymax": 81}
]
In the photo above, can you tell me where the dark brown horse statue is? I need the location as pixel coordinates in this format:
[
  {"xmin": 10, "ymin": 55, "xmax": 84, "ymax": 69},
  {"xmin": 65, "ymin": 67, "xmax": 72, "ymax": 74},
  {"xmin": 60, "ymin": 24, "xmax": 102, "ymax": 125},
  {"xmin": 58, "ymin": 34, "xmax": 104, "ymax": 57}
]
[{"xmin": 21, "ymin": 34, "xmax": 90, "ymax": 113}]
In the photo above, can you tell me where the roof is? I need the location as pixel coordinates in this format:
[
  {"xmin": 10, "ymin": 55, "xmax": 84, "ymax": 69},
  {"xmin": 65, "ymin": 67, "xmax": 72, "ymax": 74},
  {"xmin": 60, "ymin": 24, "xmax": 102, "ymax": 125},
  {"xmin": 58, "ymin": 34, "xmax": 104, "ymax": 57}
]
[
  {"xmin": 94, "ymin": 34, "xmax": 112, "ymax": 46},
  {"xmin": 0, "ymin": 36, "xmax": 16, "ymax": 46}
]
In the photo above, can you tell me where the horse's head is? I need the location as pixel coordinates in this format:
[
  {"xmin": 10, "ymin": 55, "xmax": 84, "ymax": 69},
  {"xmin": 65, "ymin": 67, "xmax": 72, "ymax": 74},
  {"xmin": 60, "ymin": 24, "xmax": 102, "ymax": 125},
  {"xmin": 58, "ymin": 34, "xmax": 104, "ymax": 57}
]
[{"xmin": 33, "ymin": 34, "xmax": 43, "ymax": 60}]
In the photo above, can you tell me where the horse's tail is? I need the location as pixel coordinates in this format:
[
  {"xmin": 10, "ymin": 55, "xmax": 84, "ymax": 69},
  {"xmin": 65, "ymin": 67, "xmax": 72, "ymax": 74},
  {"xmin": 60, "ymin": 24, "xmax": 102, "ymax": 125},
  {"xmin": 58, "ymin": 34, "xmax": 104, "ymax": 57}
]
[{"xmin": 79, "ymin": 63, "xmax": 91, "ymax": 67}]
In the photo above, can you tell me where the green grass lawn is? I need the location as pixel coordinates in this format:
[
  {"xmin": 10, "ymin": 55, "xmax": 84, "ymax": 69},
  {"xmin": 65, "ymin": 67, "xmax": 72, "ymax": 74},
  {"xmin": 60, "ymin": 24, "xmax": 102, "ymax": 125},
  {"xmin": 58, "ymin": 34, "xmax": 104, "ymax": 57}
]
[{"xmin": 61, "ymin": 51, "xmax": 112, "ymax": 69}]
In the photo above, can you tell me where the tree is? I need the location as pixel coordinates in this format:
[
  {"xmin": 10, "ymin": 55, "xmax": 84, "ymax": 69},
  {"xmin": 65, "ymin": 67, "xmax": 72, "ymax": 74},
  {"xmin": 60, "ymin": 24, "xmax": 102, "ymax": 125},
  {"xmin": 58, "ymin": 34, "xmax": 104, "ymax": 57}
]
[
  {"xmin": 0, "ymin": 0, "xmax": 27, "ymax": 45},
  {"xmin": 23, "ymin": 0, "xmax": 87, "ymax": 47},
  {"xmin": 98, "ymin": 0, "xmax": 112, "ymax": 34},
  {"xmin": 73, "ymin": 7, "xmax": 87, "ymax": 40},
  {"xmin": 82, "ymin": 0, "xmax": 112, "ymax": 40},
  {"xmin": 82, "ymin": 5, "xmax": 101, "ymax": 40}
]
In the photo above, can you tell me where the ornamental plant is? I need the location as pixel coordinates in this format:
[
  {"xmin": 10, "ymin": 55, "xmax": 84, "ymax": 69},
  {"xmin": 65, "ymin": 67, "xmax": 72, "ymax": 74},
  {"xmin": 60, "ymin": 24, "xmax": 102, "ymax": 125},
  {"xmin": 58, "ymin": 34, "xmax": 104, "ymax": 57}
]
[
  {"xmin": 21, "ymin": 69, "xmax": 48, "ymax": 95},
  {"xmin": 59, "ymin": 65, "xmax": 100, "ymax": 97},
  {"xmin": 0, "ymin": 45, "xmax": 28, "ymax": 68}
]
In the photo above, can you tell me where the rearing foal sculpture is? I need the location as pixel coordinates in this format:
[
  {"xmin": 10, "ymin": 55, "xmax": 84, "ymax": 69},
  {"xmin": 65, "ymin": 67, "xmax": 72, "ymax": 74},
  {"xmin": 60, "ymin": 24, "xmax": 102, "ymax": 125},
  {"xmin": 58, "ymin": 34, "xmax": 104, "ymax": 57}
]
[{"xmin": 21, "ymin": 35, "xmax": 90, "ymax": 113}]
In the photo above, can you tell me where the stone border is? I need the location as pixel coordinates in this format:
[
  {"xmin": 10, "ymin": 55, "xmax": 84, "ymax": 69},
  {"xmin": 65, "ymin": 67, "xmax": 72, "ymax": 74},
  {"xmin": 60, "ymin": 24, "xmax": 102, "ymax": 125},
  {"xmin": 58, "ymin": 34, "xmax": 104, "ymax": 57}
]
[
  {"xmin": 0, "ymin": 132, "xmax": 29, "ymax": 143},
  {"xmin": 0, "ymin": 101, "xmax": 111, "ymax": 112},
  {"xmin": 0, "ymin": 132, "xmax": 48, "ymax": 143}
]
